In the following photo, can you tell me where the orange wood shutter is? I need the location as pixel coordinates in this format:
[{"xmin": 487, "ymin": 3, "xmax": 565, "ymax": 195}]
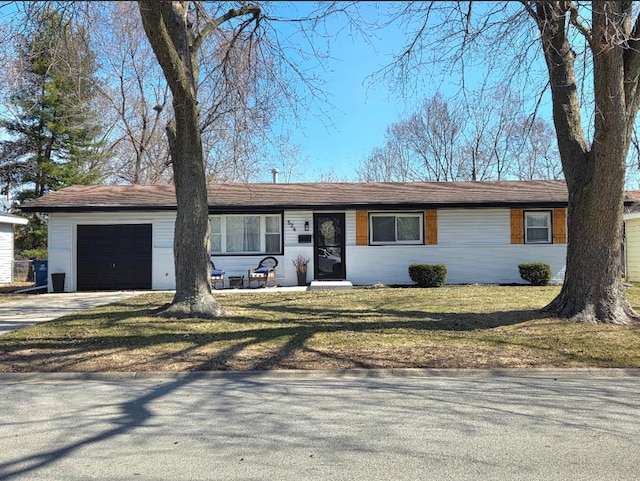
[
  {"xmin": 510, "ymin": 209, "xmax": 524, "ymax": 244},
  {"xmin": 356, "ymin": 210, "xmax": 368, "ymax": 245},
  {"xmin": 425, "ymin": 210, "xmax": 438, "ymax": 245},
  {"xmin": 553, "ymin": 208, "xmax": 567, "ymax": 244}
]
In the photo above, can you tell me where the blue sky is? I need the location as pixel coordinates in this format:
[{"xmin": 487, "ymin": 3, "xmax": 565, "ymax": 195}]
[
  {"xmin": 282, "ymin": 37, "xmax": 394, "ymax": 181},
  {"xmin": 262, "ymin": 2, "xmax": 430, "ymax": 183},
  {"xmin": 286, "ymin": 34, "xmax": 414, "ymax": 181},
  {"xmin": 260, "ymin": 2, "xmax": 508, "ymax": 183}
]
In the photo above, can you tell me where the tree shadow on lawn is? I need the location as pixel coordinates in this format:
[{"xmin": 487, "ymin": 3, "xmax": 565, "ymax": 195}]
[
  {"xmin": 233, "ymin": 298, "xmax": 546, "ymax": 331},
  {"xmin": 0, "ymin": 302, "xmax": 551, "ymax": 372}
]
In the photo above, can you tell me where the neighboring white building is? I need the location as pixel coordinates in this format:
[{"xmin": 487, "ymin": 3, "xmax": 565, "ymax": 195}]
[
  {"xmin": 21, "ymin": 180, "xmax": 571, "ymax": 292},
  {"xmin": 625, "ymin": 201, "xmax": 640, "ymax": 281},
  {"xmin": 0, "ymin": 213, "xmax": 28, "ymax": 284}
]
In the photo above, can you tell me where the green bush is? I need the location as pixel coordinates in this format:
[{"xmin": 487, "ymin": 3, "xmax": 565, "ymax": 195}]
[
  {"xmin": 408, "ymin": 263, "xmax": 447, "ymax": 287},
  {"xmin": 518, "ymin": 262, "xmax": 552, "ymax": 286},
  {"xmin": 22, "ymin": 248, "xmax": 48, "ymax": 260}
]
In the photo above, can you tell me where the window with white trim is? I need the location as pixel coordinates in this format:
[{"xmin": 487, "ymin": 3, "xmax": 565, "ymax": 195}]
[
  {"xmin": 370, "ymin": 213, "xmax": 423, "ymax": 244},
  {"xmin": 524, "ymin": 211, "xmax": 551, "ymax": 244},
  {"xmin": 210, "ymin": 214, "xmax": 282, "ymax": 254}
]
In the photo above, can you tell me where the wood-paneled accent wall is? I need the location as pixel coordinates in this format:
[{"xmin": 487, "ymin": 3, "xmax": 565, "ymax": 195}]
[
  {"xmin": 553, "ymin": 208, "xmax": 566, "ymax": 244},
  {"xmin": 510, "ymin": 209, "xmax": 524, "ymax": 244},
  {"xmin": 425, "ymin": 210, "xmax": 438, "ymax": 245},
  {"xmin": 356, "ymin": 210, "xmax": 368, "ymax": 246}
]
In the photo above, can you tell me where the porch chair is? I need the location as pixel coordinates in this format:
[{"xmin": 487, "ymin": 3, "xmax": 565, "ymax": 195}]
[
  {"xmin": 248, "ymin": 256, "xmax": 278, "ymax": 288},
  {"xmin": 210, "ymin": 260, "xmax": 225, "ymax": 289}
]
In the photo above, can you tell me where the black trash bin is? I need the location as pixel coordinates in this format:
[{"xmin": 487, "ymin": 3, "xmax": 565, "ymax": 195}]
[
  {"xmin": 51, "ymin": 273, "xmax": 65, "ymax": 293},
  {"xmin": 33, "ymin": 260, "xmax": 48, "ymax": 287}
]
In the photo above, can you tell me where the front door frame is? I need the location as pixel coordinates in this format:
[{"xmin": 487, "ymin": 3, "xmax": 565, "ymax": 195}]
[{"xmin": 313, "ymin": 212, "xmax": 346, "ymax": 280}]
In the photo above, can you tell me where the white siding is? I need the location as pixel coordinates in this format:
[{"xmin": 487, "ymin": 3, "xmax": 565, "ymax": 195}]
[
  {"xmin": 151, "ymin": 217, "xmax": 176, "ymax": 290},
  {"xmin": 346, "ymin": 208, "xmax": 566, "ymax": 286},
  {"xmin": 284, "ymin": 211, "xmax": 312, "ymax": 247},
  {"xmin": 0, "ymin": 224, "xmax": 13, "ymax": 283},
  {"xmin": 48, "ymin": 215, "xmax": 73, "ymax": 291},
  {"xmin": 346, "ymin": 244, "xmax": 566, "ymax": 285},
  {"xmin": 345, "ymin": 211, "xmax": 356, "ymax": 246},
  {"xmin": 153, "ymin": 248, "xmax": 175, "ymax": 290},
  {"xmin": 46, "ymin": 214, "xmax": 69, "ymax": 292},
  {"xmin": 439, "ymin": 209, "xmax": 510, "ymax": 246},
  {"xmin": 625, "ymin": 217, "xmax": 640, "ymax": 282},
  {"xmin": 49, "ymin": 218, "xmax": 73, "ymax": 250},
  {"xmin": 154, "ymin": 217, "xmax": 174, "ymax": 248},
  {"xmin": 281, "ymin": 211, "xmax": 314, "ymax": 286}
]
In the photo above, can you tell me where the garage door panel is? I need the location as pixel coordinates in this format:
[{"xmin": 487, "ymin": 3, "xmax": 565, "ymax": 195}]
[
  {"xmin": 77, "ymin": 240, "xmax": 96, "ymax": 256},
  {"xmin": 132, "ymin": 242, "xmax": 150, "ymax": 256},
  {"xmin": 115, "ymin": 274, "xmax": 136, "ymax": 288},
  {"xmin": 77, "ymin": 224, "xmax": 152, "ymax": 291}
]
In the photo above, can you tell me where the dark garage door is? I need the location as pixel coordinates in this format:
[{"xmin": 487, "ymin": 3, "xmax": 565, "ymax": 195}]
[{"xmin": 77, "ymin": 224, "xmax": 152, "ymax": 291}]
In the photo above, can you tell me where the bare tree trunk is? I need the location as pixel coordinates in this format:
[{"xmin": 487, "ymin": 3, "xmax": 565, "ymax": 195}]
[
  {"xmin": 535, "ymin": 1, "xmax": 640, "ymax": 324},
  {"xmin": 165, "ymin": 102, "xmax": 224, "ymax": 318},
  {"xmin": 138, "ymin": 1, "xmax": 224, "ymax": 318},
  {"xmin": 545, "ymin": 170, "xmax": 634, "ymax": 323}
]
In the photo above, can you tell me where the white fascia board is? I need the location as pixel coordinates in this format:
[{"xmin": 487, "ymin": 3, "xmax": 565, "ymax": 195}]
[{"xmin": 0, "ymin": 213, "xmax": 28, "ymax": 225}]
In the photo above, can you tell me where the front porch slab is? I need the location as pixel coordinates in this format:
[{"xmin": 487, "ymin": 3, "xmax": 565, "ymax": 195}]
[{"xmin": 308, "ymin": 280, "xmax": 353, "ymax": 290}]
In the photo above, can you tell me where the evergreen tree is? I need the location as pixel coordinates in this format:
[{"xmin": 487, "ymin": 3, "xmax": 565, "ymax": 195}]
[{"xmin": 0, "ymin": 7, "xmax": 107, "ymax": 257}]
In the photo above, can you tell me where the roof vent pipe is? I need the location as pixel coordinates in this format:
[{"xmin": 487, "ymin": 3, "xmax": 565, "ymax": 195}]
[{"xmin": 271, "ymin": 168, "xmax": 280, "ymax": 184}]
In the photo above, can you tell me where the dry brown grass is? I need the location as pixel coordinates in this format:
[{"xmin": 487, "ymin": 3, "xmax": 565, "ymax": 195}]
[
  {"xmin": 0, "ymin": 282, "xmax": 36, "ymax": 303},
  {"xmin": 0, "ymin": 285, "xmax": 639, "ymax": 372}
]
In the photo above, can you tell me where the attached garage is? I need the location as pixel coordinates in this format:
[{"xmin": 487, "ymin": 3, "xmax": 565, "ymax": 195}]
[{"xmin": 77, "ymin": 224, "xmax": 152, "ymax": 291}]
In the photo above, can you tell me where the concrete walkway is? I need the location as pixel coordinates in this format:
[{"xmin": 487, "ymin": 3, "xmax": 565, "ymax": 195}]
[
  {"xmin": 0, "ymin": 291, "xmax": 140, "ymax": 335},
  {"xmin": 214, "ymin": 285, "xmax": 308, "ymax": 295}
]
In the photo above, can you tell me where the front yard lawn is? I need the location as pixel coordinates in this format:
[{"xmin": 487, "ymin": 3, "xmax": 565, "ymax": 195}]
[{"xmin": 1, "ymin": 285, "xmax": 639, "ymax": 372}]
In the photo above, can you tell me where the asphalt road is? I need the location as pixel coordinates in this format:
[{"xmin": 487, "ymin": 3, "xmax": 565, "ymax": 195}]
[{"xmin": 1, "ymin": 371, "xmax": 639, "ymax": 481}]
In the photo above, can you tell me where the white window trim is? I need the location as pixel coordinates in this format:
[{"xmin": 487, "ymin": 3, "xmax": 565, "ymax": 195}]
[
  {"xmin": 524, "ymin": 211, "xmax": 552, "ymax": 244},
  {"xmin": 369, "ymin": 212, "xmax": 424, "ymax": 245},
  {"xmin": 210, "ymin": 214, "xmax": 282, "ymax": 254}
]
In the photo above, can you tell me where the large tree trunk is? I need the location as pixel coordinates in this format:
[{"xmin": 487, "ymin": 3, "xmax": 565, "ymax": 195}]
[
  {"xmin": 535, "ymin": 1, "xmax": 640, "ymax": 324},
  {"xmin": 139, "ymin": 1, "xmax": 224, "ymax": 318},
  {"xmin": 163, "ymin": 98, "xmax": 225, "ymax": 318},
  {"xmin": 544, "ymin": 161, "xmax": 634, "ymax": 323}
]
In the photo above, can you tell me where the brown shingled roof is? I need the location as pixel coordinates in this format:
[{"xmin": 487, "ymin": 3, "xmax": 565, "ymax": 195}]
[
  {"xmin": 625, "ymin": 190, "xmax": 640, "ymax": 202},
  {"xmin": 21, "ymin": 180, "xmax": 572, "ymax": 213}
]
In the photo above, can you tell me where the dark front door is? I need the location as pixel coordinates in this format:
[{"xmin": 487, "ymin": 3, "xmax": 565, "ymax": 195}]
[
  {"xmin": 77, "ymin": 224, "xmax": 152, "ymax": 291},
  {"xmin": 314, "ymin": 213, "xmax": 345, "ymax": 280}
]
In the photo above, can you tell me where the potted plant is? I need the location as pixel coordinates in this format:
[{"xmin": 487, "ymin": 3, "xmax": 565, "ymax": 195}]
[{"xmin": 292, "ymin": 255, "xmax": 309, "ymax": 286}]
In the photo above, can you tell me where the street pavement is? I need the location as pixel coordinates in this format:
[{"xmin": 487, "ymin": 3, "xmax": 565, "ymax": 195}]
[
  {"xmin": 0, "ymin": 291, "xmax": 142, "ymax": 335},
  {"xmin": 0, "ymin": 370, "xmax": 639, "ymax": 481}
]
